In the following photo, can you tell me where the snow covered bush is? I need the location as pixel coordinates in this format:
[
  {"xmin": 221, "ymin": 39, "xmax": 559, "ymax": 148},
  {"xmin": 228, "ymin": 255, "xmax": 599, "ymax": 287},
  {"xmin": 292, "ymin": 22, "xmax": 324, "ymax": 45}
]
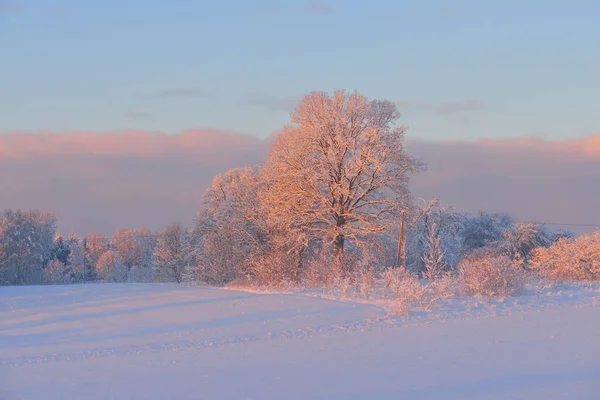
[
  {"xmin": 303, "ymin": 247, "xmax": 337, "ymax": 287},
  {"xmin": 530, "ymin": 231, "xmax": 600, "ymax": 280},
  {"xmin": 459, "ymin": 250, "xmax": 526, "ymax": 298},
  {"xmin": 249, "ymin": 245, "xmax": 302, "ymax": 287},
  {"xmin": 383, "ymin": 268, "xmax": 457, "ymax": 314}
]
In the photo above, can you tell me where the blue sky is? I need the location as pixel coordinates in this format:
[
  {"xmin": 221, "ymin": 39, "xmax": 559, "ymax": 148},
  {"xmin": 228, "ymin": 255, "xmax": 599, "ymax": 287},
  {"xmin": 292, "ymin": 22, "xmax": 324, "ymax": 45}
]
[{"xmin": 1, "ymin": 0, "xmax": 599, "ymax": 140}]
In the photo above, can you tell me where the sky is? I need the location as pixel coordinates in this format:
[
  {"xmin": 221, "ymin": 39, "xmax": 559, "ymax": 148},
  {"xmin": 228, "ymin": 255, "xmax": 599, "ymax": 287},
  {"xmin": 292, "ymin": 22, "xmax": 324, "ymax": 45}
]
[
  {"xmin": 1, "ymin": 0, "xmax": 599, "ymax": 235},
  {"xmin": 2, "ymin": 0, "xmax": 599, "ymax": 140}
]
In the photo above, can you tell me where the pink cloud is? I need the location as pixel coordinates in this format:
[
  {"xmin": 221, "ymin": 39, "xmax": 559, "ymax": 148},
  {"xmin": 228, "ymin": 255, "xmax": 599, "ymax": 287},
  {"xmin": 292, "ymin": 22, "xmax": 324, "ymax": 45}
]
[
  {"xmin": 0, "ymin": 130, "xmax": 598, "ymax": 235},
  {"xmin": 0, "ymin": 129, "xmax": 265, "ymax": 161}
]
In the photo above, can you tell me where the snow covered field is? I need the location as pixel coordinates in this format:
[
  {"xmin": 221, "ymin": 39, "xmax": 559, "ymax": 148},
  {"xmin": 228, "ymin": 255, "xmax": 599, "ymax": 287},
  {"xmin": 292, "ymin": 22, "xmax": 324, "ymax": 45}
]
[{"xmin": 2, "ymin": 283, "xmax": 600, "ymax": 399}]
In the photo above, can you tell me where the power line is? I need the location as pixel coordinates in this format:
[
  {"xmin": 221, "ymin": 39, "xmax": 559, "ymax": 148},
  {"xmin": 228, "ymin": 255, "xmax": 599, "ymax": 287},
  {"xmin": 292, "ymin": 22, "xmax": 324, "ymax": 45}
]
[{"xmin": 526, "ymin": 221, "xmax": 600, "ymax": 228}]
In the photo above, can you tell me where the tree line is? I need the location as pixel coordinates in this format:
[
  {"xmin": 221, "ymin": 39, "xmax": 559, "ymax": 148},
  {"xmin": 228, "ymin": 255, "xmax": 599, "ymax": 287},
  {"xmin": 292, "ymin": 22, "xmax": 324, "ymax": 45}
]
[{"xmin": 1, "ymin": 90, "xmax": 598, "ymax": 288}]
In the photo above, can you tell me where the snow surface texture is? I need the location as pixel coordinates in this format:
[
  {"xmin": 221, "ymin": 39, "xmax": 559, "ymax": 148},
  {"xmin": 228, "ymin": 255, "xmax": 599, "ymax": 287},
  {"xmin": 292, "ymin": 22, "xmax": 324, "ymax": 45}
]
[{"xmin": 2, "ymin": 283, "xmax": 600, "ymax": 399}]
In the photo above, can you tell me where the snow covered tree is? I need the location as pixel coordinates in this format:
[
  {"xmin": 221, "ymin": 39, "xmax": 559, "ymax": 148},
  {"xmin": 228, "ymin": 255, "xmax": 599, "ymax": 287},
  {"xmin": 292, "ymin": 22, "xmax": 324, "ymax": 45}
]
[
  {"xmin": 153, "ymin": 222, "xmax": 190, "ymax": 283},
  {"xmin": 44, "ymin": 259, "xmax": 68, "ymax": 284},
  {"xmin": 261, "ymin": 90, "xmax": 423, "ymax": 277},
  {"xmin": 51, "ymin": 234, "xmax": 71, "ymax": 266},
  {"xmin": 95, "ymin": 250, "xmax": 128, "ymax": 282},
  {"xmin": 111, "ymin": 228, "xmax": 140, "ymax": 270},
  {"xmin": 460, "ymin": 212, "xmax": 514, "ymax": 254},
  {"xmin": 129, "ymin": 228, "xmax": 156, "ymax": 282},
  {"xmin": 499, "ymin": 222, "xmax": 555, "ymax": 269},
  {"xmin": 406, "ymin": 199, "xmax": 464, "ymax": 278},
  {"xmin": 192, "ymin": 167, "xmax": 269, "ymax": 284},
  {"xmin": 0, "ymin": 209, "xmax": 56, "ymax": 285},
  {"xmin": 111, "ymin": 228, "xmax": 156, "ymax": 281},
  {"xmin": 66, "ymin": 234, "xmax": 86, "ymax": 283},
  {"xmin": 83, "ymin": 233, "xmax": 108, "ymax": 281}
]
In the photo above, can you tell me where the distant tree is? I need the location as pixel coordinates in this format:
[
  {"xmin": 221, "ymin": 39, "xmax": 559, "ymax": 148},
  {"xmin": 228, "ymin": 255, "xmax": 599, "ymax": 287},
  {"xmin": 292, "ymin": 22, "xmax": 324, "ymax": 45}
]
[
  {"xmin": 261, "ymin": 90, "xmax": 423, "ymax": 277},
  {"xmin": 44, "ymin": 259, "xmax": 68, "ymax": 284},
  {"xmin": 111, "ymin": 228, "xmax": 156, "ymax": 281},
  {"xmin": 66, "ymin": 234, "xmax": 86, "ymax": 283},
  {"xmin": 84, "ymin": 233, "xmax": 108, "ymax": 281},
  {"xmin": 0, "ymin": 209, "xmax": 56, "ymax": 285},
  {"xmin": 111, "ymin": 228, "xmax": 140, "ymax": 270},
  {"xmin": 153, "ymin": 223, "xmax": 189, "ymax": 283},
  {"xmin": 51, "ymin": 234, "xmax": 71, "ymax": 266},
  {"xmin": 460, "ymin": 212, "xmax": 514, "ymax": 254},
  {"xmin": 499, "ymin": 222, "xmax": 555, "ymax": 269},
  {"xmin": 96, "ymin": 250, "xmax": 127, "ymax": 282}
]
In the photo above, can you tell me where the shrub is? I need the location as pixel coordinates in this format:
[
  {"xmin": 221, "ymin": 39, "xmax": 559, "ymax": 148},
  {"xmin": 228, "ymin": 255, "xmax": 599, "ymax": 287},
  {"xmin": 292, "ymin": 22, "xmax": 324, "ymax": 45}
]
[
  {"xmin": 249, "ymin": 246, "xmax": 301, "ymax": 287},
  {"xmin": 530, "ymin": 231, "xmax": 600, "ymax": 280},
  {"xmin": 459, "ymin": 252, "xmax": 526, "ymax": 298},
  {"xmin": 303, "ymin": 249, "xmax": 336, "ymax": 287},
  {"xmin": 383, "ymin": 268, "xmax": 457, "ymax": 314}
]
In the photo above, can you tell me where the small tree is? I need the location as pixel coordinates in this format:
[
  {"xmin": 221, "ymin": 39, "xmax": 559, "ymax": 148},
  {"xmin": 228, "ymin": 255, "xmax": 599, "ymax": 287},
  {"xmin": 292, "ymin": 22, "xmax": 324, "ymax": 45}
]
[
  {"xmin": 460, "ymin": 212, "xmax": 514, "ymax": 254},
  {"xmin": 96, "ymin": 250, "xmax": 127, "ymax": 282},
  {"xmin": 111, "ymin": 227, "xmax": 156, "ymax": 281},
  {"xmin": 499, "ymin": 222, "xmax": 555, "ymax": 269},
  {"xmin": 83, "ymin": 233, "xmax": 107, "ymax": 281},
  {"xmin": 44, "ymin": 259, "xmax": 67, "ymax": 284},
  {"xmin": 406, "ymin": 199, "xmax": 463, "ymax": 278},
  {"xmin": 66, "ymin": 234, "xmax": 86, "ymax": 283},
  {"xmin": 191, "ymin": 167, "xmax": 271, "ymax": 285},
  {"xmin": 51, "ymin": 234, "xmax": 71, "ymax": 266},
  {"xmin": 153, "ymin": 223, "xmax": 189, "ymax": 283},
  {"xmin": 261, "ymin": 90, "xmax": 423, "ymax": 277}
]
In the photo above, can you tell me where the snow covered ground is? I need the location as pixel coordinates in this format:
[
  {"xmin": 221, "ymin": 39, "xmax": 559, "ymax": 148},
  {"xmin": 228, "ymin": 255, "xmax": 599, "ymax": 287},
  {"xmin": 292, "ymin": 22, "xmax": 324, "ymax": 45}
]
[{"xmin": 2, "ymin": 283, "xmax": 600, "ymax": 399}]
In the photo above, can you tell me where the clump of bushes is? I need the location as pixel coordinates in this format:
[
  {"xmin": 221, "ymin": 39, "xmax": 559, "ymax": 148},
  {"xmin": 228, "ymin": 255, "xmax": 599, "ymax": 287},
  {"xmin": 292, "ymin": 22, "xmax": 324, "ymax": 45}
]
[
  {"xmin": 459, "ymin": 250, "xmax": 526, "ymax": 298},
  {"xmin": 530, "ymin": 231, "xmax": 600, "ymax": 281}
]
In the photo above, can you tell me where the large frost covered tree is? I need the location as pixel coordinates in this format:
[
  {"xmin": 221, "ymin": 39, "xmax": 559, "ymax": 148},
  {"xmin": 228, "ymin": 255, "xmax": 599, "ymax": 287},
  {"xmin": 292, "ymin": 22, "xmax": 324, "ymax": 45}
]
[{"xmin": 262, "ymin": 90, "xmax": 424, "ymax": 276}]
